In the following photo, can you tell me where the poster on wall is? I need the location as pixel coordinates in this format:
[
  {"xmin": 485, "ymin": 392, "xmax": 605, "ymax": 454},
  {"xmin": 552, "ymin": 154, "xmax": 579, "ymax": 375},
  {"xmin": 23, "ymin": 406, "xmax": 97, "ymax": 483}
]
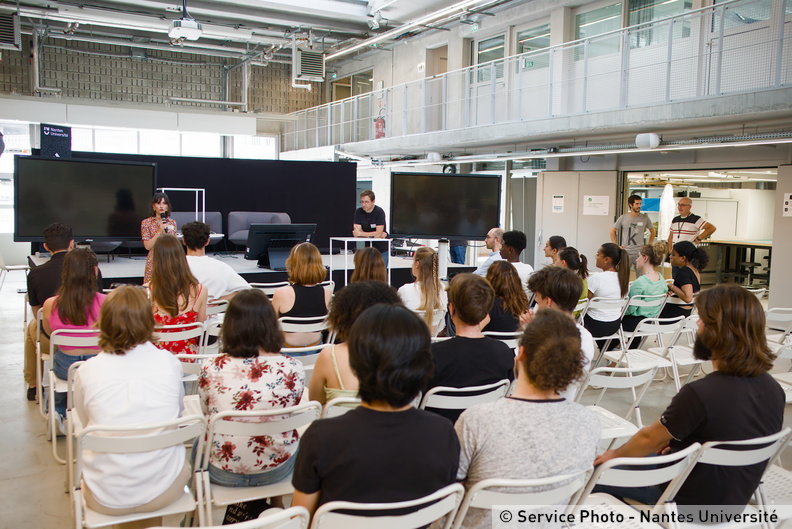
[
  {"xmin": 40, "ymin": 124, "xmax": 72, "ymax": 158},
  {"xmin": 552, "ymin": 195, "xmax": 564, "ymax": 213},
  {"xmin": 583, "ymin": 195, "xmax": 609, "ymax": 216}
]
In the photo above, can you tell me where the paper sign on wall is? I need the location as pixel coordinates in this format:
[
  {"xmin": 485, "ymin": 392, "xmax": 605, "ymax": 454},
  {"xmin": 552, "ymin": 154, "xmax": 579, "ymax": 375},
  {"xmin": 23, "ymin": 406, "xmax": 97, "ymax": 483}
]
[
  {"xmin": 552, "ymin": 195, "xmax": 564, "ymax": 213},
  {"xmin": 583, "ymin": 195, "xmax": 609, "ymax": 216}
]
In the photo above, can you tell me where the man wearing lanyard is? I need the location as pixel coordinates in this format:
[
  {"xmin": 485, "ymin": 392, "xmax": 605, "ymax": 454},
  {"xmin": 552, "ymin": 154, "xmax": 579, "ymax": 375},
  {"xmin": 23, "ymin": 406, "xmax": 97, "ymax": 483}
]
[{"xmin": 667, "ymin": 197, "xmax": 716, "ymax": 277}]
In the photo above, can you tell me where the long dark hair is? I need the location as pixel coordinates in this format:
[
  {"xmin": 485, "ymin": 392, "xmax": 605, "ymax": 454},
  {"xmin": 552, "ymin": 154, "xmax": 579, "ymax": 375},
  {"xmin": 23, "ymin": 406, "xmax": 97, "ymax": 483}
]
[
  {"xmin": 486, "ymin": 261, "xmax": 529, "ymax": 317},
  {"xmin": 599, "ymin": 242, "xmax": 629, "ymax": 297},
  {"xmin": 221, "ymin": 289, "xmax": 283, "ymax": 357},
  {"xmin": 673, "ymin": 240, "xmax": 709, "ymax": 271},
  {"xmin": 150, "ymin": 234, "xmax": 200, "ymax": 317},
  {"xmin": 558, "ymin": 246, "xmax": 589, "ymax": 280},
  {"xmin": 56, "ymin": 248, "xmax": 99, "ymax": 326}
]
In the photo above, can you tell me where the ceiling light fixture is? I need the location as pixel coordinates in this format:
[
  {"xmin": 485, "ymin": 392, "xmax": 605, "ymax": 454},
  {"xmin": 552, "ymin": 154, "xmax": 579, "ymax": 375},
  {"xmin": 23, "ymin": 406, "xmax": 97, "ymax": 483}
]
[{"xmin": 367, "ymin": 11, "xmax": 383, "ymax": 30}]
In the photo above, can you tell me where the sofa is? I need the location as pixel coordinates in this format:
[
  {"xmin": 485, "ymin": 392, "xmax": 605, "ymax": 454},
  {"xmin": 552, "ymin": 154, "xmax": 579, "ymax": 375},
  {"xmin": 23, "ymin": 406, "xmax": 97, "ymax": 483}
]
[{"xmin": 227, "ymin": 211, "xmax": 292, "ymax": 246}]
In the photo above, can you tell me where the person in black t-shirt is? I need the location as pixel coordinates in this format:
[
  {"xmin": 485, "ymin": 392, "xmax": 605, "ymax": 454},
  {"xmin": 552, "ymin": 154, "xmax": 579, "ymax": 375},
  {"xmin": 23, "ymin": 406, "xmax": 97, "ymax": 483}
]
[
  {"xmin": 352, "ymin": 189, "xmax": 388, "ymax": 259},
  {"xmin": 292, "ymin": 304, "xmax": 459, "ymax": 519},
  {"xmin": 593, "ymin": 285, "xmax": 784, "ymax": 511}
]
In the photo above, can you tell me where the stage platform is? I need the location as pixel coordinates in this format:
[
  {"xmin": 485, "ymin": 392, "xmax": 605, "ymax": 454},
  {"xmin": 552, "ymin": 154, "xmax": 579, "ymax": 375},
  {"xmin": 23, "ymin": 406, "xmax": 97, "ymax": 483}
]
[{"xmin": 30, "ymin": 252, "xmax": 475, "ymax": 291}]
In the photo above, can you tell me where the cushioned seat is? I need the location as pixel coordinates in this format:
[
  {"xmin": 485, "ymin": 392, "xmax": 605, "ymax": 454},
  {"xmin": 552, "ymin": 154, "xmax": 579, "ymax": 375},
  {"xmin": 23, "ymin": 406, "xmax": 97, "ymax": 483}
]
[
  {"xmin": 171, "ymin": 212, "xmax": 223, "ymax": 235},
  {"xmin": 227, "ymin": 212, "xmax": 291, "ymax": 246}
]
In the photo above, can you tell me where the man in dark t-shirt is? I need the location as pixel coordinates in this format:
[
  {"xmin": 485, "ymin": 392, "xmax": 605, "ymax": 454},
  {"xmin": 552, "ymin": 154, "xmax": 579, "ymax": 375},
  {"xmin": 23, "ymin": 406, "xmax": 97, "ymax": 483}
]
[
  {"xmin": 593, "ymin": 285, "xmax": 784, "ymax": 511},
  {"xmin": 352, "ymin": 189, "xmax": 388, "ymax": 257},
  {"xmin": 428, "ymin": 273, "xmax": 515, "ymax": 423}
]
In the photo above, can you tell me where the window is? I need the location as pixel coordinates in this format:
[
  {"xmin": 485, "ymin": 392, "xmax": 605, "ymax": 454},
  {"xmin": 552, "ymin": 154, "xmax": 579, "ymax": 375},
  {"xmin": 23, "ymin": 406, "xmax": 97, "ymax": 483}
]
[
  {"xmin": 94, "ymin": 129, "xmax": 138, "ymax": 154},
  {"xmin": 712, "ymin": 0, "xmax": 791, "ymax": 31},
  {"xmin": 232, "ymin": 136, "xmax": 278, "ymax": 160},
  {"xmin": 629, "ymin": 0, "xmax": 692, "ymax": 47},
  {"xmin": 576, "ymin": 3, "xmax": 623, "ymax": 58},
  {"xmin": 181, "ymin": 132, "xmax": 222, "ymax": 158},
  {"xmin": 139, "ymin": 130, "xmax": 180, "ymax": 155},
  {"xmin": 516, "ymin": 24, "xmax": 551, "ymax": 69},
  {"xmin": 475, "ymin": 35, "xmax": 505, "ymax": 82}
]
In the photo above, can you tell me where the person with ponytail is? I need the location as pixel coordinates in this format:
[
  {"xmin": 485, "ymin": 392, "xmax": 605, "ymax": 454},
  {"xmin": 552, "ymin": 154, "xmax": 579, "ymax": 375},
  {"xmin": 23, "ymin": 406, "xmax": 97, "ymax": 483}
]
[
  {"xmin": 557, "ymin": 246, "xmax": 589, "ymax": 300},
  {"xmin": 660, "ymin": 240, "xmax": 708, "ymax": 320},
  {"xmin": 455, "ymin": 309, "xmax": 600, "ymax": 529},
  {"xmin": 584, "ymin": 243, "xmax": 629, "ymax": 348},
  {"xmin": 622, "ymin": 242, "xmax": 668, "ymax": 334},
  {"xmin": 398, "ymin": 246, "xmax": 447, "ymax": 334}
]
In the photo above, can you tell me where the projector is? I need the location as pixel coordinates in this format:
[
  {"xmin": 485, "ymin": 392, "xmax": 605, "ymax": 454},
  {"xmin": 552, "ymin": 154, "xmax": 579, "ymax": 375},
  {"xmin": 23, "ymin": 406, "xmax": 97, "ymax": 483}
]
[{"xmin": 169, "ymin": 19, "xmax": 203, "ymax": 40}]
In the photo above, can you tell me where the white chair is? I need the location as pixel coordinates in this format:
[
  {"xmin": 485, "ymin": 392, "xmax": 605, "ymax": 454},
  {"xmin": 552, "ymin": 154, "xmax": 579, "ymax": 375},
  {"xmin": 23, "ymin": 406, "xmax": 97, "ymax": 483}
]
[
  {"xmin": 747, "ymin": 287, "xmax": 766, "ymax": 300},
  {"xmin": 47, "ymin": 328, "xmax": 101, "ymax": 464},
  {"xmin": 250, "ymin": 281, "xmax": 291, "ymax": 298},
  {"xmin": 71, "ymin": 414, "xmax": 207, "ymax": 529},
  {"xmin": 771, "ymin": 344, "xmax": 792, "ymax": 404},
  {"xmin": 574, "ymin": 366, "xmax": 657, "ymax": 445},
  {"xmin": 151, "ymin": 506, "xmax": 310, "ymax": 529},
  {"xmin": 201, "ymin": 402, "xmax": 323, "ymax": 524},
  {"xmin": 622, "ymin": 293, "xmax": 668, "ymax": 326},
  {"xmin": 280, "ymin": 337, "xmax": 334, "ymax": 388},
  {"xmin": 279, "ymin": 315, "xmax": 329, "ymax": 335},
  {"xmin": 675, "ymin": 428, "xmax": 792, "ymax": 529},
  {"xmin": 310, "ymin": 482, "xmax": 465, "ymax": 529},
  {"xmin": 572, "ymin": 443, "xmax": 702, "ymax": 526},
  {"xmin": 201, "ymin": 320, "xmax": 223, "ymax": 355},
  {"xmin": 450, "ymin": 468, "xmax": 591, "ymax": 529},
  {"xmin": 414, "ymin": 308, "xmax": 447, "ymax": 337},
  {"xmin": 645, "ymin": 316, "xmax": 705, "ymax": 392},
  {"xmin": 153, "ymin": 322, "xmax": 205, "ymax": 357},
  {"xmin": 603, "ymin": 316, "xmax": 684, "ymax": 370},
  {"xmin": 321, "ymin": 396, "xmax": 362, "ymax": 419},
  {"xmin": 0, "ymin": 252, "xmax": 29, "ymax": 291},
  {"xmin": 765, "ymin": 308, "xmax": 792, "ymax": 353},
  {"xmin": 580, "ymin": 296, "xmax": 630, "ymax": 362},
  {"xmin": 574, "ymin": 297, "xmax": 590, "ymax": 323},
  {"xmin": 419, "ymin": 379, "xmax": 510, "ymax": 413},
  {"xmin": 753, "ymin": 429, "xmax": 792, "ymax": 529},
  {"xmin": 35, "ymin": 310, "xmax": 48, "ymax": 418},
  {"xmin": 206, "ymin": 299, "xmax": 229, "ymax": 317},
  {"xmin": 482, "ymin": 330, "xmax": 522, "ymax": 351},
  {"xmin": 176, "ymin": 353, "xmax": 219, "ymax": 395}
]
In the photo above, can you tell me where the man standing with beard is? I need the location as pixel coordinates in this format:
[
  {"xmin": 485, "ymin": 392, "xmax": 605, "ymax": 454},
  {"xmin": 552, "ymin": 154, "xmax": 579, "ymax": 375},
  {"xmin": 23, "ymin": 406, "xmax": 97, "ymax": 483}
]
[{"xmin": 592, "ymin": 285, "xmax": 784, "ymax": 513}]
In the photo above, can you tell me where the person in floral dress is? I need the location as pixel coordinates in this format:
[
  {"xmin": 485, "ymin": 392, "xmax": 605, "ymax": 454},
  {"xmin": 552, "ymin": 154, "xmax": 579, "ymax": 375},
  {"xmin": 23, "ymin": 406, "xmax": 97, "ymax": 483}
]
[
  {"xmin": 199, "ymin": 289, "xmax": 305, "ymax": 489},
  {"xmin": 149, "ymin": 234, "xmax": 207, "ymax": 357},
  {"xmin": 141, "ymin": 192, "xmax": 177, "ymax": 285}
]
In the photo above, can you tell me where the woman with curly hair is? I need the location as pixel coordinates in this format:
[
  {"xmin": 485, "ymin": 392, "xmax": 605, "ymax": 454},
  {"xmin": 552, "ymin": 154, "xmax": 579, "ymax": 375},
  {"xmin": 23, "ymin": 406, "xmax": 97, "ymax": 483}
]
[
  {"xmin": 398, "ymin": 246, "xmax": 447, "ymax": 333},
  {"xmin": 198, "ymin": 289, "xmax": 304, "ymax": 489},
  {"xmin": 308, "ymin": 281, "xmax": 401, "ymax": 404},
  {"xmin": 455, "ymin": 309, "xmax": 600, "ymax": 529},
  {"xmin": 483, "ymin": 260, "xmax": 530, "ymax": 332},
  {"xmin": 149, "ymin": 234, "xmax": 207, "ymax": 357},
  {"xmin": 350, "ymin": 247, "xmax": 387, "ymax": 284}
]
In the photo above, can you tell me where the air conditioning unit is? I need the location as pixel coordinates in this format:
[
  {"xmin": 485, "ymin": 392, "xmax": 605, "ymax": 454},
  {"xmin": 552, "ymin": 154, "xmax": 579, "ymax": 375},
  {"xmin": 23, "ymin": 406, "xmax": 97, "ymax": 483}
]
[
  {"xmin": 293, "ymin": 49, "xmax": 325, "ymax": 82},
  {"xmin": 168, "ymin": 18, "xmax": 203, "ymax": 41},
  {"xmin": 0, "ymin": 9, "xmax": 21, "ymax": 51}
]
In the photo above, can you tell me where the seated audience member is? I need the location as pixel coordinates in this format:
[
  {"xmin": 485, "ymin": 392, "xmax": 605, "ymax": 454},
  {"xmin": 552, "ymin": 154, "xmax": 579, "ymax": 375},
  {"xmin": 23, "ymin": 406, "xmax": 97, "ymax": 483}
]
[
  {"xmin": 473, "ymin": 227, "xmax": 504, "ymax": 277},
  {"xmin": 659, "ymin": 240, "xmax": 708, "ymax": 320},
  {"xmin": 271, "ymin": 242, "xmax": 332, "ymax": 347},
  {"xmin": 398, "ymin": 246, "xmax": 447, "ymax": 334},
  {"xmin": 585, "ymin": 242, "xmax": 629, "ymax": 351},
  {"xmin": 292, "ymin": 305, "xmax": 460, "ymax": 517},
  {"xmin": 456, "ymin": 309, "xmax": 600, "ymax": 529},
  {"xmin": 199, "ymin": 289, "xmax": 304, "ymax": 491},
  {"xmin": 309, "ymin": 281, "xmax": 401, "ymax": 405},
  {"xmin": 499, "ymin": 230, "xmax": 533, "ymax": 293},
  {"xmin": 42, "ymin": 248, "xmax": 107, "ymax": 419},
  {"xmin": 594, "ymin": 285, "xmax": 784, "ymax": 512},
  {"xmin": 428, "ymin": 273, "xmax": 515, "ymax": 423},
  {"xmin": 621, "ymin": 242, "xmax": 668, "ymax": 335},
  {"xmin": 350, "ymin": 246, "xmax": 387, "ymax": 284},
  {"xmin": 527, "ymin": 266, "xmax": 595, "ymax": 401},
  {"xmin": 557, "ymin": 246, "xmax": 589, "ymax": 300},
  {"xmin": 543, "ymin": 235, "xmax": 567, "ymax": 266},
  {"xmin": 73, "ymin": 286, "xmax": 186, "ymax": 523},
  {"xmin": 149, "ymin": 234, "xmax": 208, "ymax": 357},
  {"xmin": 483, "ymin": 261, "xmax": 529, "ymax": 333},
  {"xmin": 181, "ymin": 221, "xmax": 250, "ymax": 301}
]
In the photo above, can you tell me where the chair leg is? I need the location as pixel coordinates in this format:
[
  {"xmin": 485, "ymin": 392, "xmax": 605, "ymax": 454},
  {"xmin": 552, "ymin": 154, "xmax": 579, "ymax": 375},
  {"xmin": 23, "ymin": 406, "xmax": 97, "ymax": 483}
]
[{"xmin": 0, "ymin": 269, "xmax": 6, "ymax": 292}]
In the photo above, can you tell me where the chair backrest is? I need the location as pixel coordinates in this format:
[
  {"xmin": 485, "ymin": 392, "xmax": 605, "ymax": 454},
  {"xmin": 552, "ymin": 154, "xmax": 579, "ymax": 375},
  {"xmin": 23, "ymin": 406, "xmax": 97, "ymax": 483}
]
[
  {"xmin": 482, "ymin": 330, "xmax": 522, "ymax": 351},
  {"xmin": 49, "ymin": 328, "xmax": 101, "ymax": 355},
  {"xmin": 451, "ymin": 469, "xmax": 590, "ymax": 529},
  {"xmin": 201, "ymin": 320, "xmax": 223, "ymax": 354},
  {"xmin": 321, "ymin": 397, "xmax": 362, "ymax": 419},
  {"xmin": 310, "ymin": 483, "xmax": 465, "ymax": 529},
  {"xmin": 204, "ymin": 402, "xmax": 322, "ymax": 468},
  {"xmin": 696, "ymin": 427, "xmax": 792, "ymax": 468},
  {"xmin": 419, "ymin": 379, "xmax": 510, "ymax": 411},
  {"xmin": 776, "ymin": 344, "xmax": 792, "ymax": 361},
  {"xmin": 279, "ymin": 315, "xmax": 329, "ymax": 334},
  {"xmin": 576, "ymin": 443, "xmax": 702, "ymax": 512},
  {"xmin": 206, "ymin": 299, "xmax": 229, "ymax": 316},
  {"xmin": 580, "ymin": 296, "xmax": 629, "ymax": 321},
  {"xmin": 746, "ymin": 287, "xmax": 766, "ymax": 300},
  {"xmin": 624, "ymin": 315, "xmax": 685, "ymax": 351},
  {"xmin": 153, "ymin": 322, "xmax": 205, "ymax": 344},
  {"xmin": 414, "ymin": 308, "xmax": 447, "ymax": 336},
  {"xmin": 150, "ymin": 506, "xmax": 310, "ymax": 529},
  {"xmin": 171, "ymin": 211, "xmax": 223, "ymax": 235},
  {"xmin": 575, "ymin": 366, "xmax": 657, "ymax": 421},
  {"xmin": 250, "ymin": 281, "xmax": 291, "ymax": 298},
  {"xmin": 766, "ymin": 308, "xmax": 792, "ymax": 340},
  {"xmin": 574, "ymin": 298, "xmax": 589, "ymax": 320},
  {"xmin": 625, "ymin": 293, "xmax": 667, "ymax": 313}
]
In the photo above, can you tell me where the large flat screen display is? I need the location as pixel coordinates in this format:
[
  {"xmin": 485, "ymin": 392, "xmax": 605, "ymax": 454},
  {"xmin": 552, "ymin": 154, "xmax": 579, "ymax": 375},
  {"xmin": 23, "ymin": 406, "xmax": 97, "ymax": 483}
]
[
  {"xmin": 390, "ymin": 172, "xmax": 501, "ymax": 239},
  {"xmin": 14, "ymin": 156, "xmax": 156, "ymax": 241}
]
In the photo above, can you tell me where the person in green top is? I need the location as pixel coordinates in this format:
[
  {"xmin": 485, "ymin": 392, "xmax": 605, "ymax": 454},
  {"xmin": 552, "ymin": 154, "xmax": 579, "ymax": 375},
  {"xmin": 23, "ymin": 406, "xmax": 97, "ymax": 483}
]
[{"xmin": 622, "ymin": 242, "xmax": 669, "ymax": 339}]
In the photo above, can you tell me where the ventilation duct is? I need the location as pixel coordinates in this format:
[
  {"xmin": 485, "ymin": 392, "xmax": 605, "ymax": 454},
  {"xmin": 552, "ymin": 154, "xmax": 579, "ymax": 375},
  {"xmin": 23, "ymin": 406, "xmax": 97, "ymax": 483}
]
[{"xmin": 0, "ymin": 9, "xmax": 21, "ymax": 51}]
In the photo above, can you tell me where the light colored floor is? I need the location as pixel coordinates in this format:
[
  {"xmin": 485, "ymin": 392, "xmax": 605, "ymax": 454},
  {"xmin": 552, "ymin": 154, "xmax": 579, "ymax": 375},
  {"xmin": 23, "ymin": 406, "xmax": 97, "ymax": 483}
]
[{"xmin": 1, "ymin": 271, "xmax": 790, "ymax": 528}]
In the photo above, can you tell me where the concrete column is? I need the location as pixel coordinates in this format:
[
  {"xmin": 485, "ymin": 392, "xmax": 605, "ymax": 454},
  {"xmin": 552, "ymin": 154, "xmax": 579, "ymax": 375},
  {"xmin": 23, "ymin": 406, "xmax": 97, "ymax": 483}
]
[{"xmin": 768, "ymin": 164, "xmax": 792, "ymax": 309}]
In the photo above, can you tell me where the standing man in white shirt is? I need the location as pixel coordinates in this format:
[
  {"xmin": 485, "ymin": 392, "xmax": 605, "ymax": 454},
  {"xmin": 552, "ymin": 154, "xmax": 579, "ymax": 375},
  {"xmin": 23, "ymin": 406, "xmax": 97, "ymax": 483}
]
[
  {"xmin": 473, "ymin": 227, "xmax": 504, "ymax": 276},
  {"xmin": 667, "ymin": 197, "xmax": 717, "ymax": 247},
  {"xmin": 610, "ymin": 194, "xmax": 655, "ymax": 277},
  {"xmin": 182, "ymin": 221, "xmax": 250, "ymax": 301}
]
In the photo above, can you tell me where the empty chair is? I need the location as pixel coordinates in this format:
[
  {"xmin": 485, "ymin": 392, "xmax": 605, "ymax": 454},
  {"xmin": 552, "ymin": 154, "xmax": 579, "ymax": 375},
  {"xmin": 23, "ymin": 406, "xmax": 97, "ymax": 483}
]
[
  {"xmin": 580, "ymin": 296, "xmax": 630, "ymax": 359},
  {"xmin": 602, "ymin": 316, "xmax": 684, "ymax": 370},
  {"xmin": 150, "ymin": 506, "xmax": 310, "ymax": 529},
  {"xmin": 765, "ymin": 307, "xmax": 792, "ymax": 353},
  {"xmin": 771, "ymin": 345, "xmax": 792, "ymax": 404},
  {"xmin": 310, "ymin": 483, "xmax": 465, "ymax": 529},
  {"xmin": 0, "ymin": 251, "xmax": 29, "ymax": 291},
  {"xmin": 754, "ymin": 429, "xmax": 792, "ymax": 529}
]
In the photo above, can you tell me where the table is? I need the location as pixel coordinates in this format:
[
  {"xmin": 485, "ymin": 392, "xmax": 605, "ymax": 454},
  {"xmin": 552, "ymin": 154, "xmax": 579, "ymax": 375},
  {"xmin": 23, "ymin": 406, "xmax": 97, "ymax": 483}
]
[
  {"xmin": 708, "ymin": 239, "xmax": 772, "ymax": 285},
  {"xmin": 329, "ymin": 237, "xmax": 392, "ymax": 287}
]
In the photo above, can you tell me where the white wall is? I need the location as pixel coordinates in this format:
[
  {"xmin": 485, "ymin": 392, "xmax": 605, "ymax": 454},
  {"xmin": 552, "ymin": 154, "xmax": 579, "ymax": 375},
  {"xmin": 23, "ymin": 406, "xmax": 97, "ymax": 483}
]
[{"xmin": 768, "ymin": 165, "xmax": 792, "ymax": 309}]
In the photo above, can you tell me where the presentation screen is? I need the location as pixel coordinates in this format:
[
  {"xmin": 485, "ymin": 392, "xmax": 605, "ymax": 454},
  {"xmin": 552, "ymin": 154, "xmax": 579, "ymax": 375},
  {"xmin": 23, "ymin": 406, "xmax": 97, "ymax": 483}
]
[
  {"xmin": 390, "ymin": 172, "xmax": 501, "ymax": 239},
  {"xmin": 14, "ymin": 156, "xmax": 156, "ymax": 241}
]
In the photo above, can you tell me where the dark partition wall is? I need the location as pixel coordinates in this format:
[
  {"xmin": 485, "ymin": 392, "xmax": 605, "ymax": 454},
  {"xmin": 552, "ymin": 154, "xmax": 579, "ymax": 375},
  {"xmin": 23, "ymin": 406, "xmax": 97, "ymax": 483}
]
[{"xmin": 74, "ymin": 152, "xmax": 356, "ymax": 249}]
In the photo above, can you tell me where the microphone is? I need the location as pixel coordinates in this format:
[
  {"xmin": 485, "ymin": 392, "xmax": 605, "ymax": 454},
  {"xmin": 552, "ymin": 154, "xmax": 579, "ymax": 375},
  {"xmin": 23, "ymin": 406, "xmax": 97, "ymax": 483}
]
[{"xmin": 160, "ymin": 212, "xmax": 168, "ymax": 221}]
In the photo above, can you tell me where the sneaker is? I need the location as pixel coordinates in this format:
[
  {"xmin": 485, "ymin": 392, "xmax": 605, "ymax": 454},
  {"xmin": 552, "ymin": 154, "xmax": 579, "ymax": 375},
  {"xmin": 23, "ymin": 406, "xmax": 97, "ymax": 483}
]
[
  {"xmin": 27, "ymin": 387, "xmax": 36, "ymax": 402},
  {"xmin": 54, "ymin": 413, "xmax": 66, "ymax": 437}
]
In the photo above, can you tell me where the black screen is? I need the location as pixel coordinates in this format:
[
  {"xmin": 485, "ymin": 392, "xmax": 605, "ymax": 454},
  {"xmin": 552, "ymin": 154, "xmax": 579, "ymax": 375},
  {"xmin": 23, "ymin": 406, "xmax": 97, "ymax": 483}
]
[
  {"xmin": 245, "ymin": 223, "xmax": 317, "ymax": 268},
  {"xmin": 14, "ymin": 156, "xmax": 156, "ymax": 241},
  {"xmin": 390, "ymin": 172, "xmax": 501, "ymax": 239}
]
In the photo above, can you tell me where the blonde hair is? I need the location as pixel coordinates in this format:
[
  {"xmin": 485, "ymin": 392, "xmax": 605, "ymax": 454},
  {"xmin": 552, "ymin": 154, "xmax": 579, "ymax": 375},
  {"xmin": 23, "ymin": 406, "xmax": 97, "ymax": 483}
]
[
  {"xmin": 286, "ymin": 242, "xmax": 327, "ymax": 285},
  {"xmin": 413, "ymin": 247, "xmax": 443, "ymax": 328}
]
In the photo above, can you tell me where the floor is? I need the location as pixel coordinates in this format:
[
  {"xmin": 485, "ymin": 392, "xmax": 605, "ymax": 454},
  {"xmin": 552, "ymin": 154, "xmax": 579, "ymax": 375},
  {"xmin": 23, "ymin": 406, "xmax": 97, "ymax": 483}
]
[{"xmin": 1, "ymin": 270, "xmax": 790, "ymax": 529}]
